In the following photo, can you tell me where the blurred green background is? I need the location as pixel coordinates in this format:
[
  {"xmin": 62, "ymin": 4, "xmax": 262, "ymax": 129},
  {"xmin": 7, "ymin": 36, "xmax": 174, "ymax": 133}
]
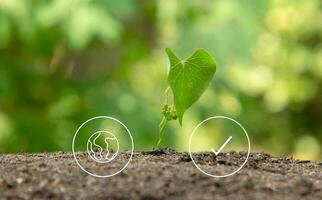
[{"xmin": 0, "ymin": 0, "xmax": 321, "ymax": 160}]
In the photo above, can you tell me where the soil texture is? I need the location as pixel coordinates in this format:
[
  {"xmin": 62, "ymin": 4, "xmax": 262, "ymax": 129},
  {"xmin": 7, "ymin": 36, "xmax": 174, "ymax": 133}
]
[{"xmin": 0, "ymin": 149, "xmax": 321, "ymax": 200}]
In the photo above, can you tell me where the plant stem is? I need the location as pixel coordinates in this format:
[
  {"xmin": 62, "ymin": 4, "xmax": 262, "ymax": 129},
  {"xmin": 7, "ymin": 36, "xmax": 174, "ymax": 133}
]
[
  {"xmin": 164, "ymin": 86, "xmax": 170, "ymax": 105},
  {"xmin": 157, "ymin": 116, "xmax": 168, "ymax": 148},
  {"xmin": 156, "ymin": 86, "xmax": 172, "ymax": 148}
]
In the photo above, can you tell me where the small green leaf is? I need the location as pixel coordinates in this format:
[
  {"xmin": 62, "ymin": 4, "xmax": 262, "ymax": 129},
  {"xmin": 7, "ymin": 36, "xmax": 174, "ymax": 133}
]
[{"xmin": 166, "ymin": 48, "xmax": 216, "ymax": 125}]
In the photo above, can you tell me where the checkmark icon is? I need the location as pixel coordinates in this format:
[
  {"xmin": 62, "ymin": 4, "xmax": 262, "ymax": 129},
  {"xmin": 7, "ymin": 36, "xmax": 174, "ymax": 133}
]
[{"xmin": 211, "ymin": 136, "xmax": 232, "ymax": 156}]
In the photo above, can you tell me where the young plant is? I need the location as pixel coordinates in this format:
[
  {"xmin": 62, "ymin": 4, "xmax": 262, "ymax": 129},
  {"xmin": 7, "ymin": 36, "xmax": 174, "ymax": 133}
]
[{"xmin": 156, "ymin": 48, "xmax": 217, "ymax": 147}]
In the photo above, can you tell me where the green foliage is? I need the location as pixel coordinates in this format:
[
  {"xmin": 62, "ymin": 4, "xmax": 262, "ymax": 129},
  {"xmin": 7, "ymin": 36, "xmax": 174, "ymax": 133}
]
[
  {"xmin": 0, "ymin": 0, "xmax": 321, "ymax": 160},
  {"xmin": 166, "ymin": 48, "xmax": 217, "ymax": 125},
  {"xmin": 157, "ymin": 48, "xmax": 216, "ymax": 147}
]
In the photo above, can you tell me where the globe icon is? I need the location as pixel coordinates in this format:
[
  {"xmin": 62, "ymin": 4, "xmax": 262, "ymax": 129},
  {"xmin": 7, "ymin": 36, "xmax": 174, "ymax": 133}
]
[{"xmin": 87, "ymin": 130, "xmax": 119, "ymax": 163}]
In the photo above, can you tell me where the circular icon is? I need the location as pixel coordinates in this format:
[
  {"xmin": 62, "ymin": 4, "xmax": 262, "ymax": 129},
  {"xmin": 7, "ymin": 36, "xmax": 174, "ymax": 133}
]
[
  {"xmin": 189, "ymin": 116, "xmax": 250, "ymax": 178},
  {"xmin": 87, "ymin": 131, "xmax": 119, "ymax": 163},
  {"xmin": 72, "ymin": 116, "xmax": 134, "ymax": 178}
]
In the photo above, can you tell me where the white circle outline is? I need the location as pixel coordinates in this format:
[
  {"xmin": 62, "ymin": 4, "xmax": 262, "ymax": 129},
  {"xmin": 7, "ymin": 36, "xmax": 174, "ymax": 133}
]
[
  {"xmin": 72, "ymin": 116, "xmax": 134, "ymax": 178},
  {"xmin": 189, "ymin": 116, "xmax": 250, "ymax": 178}
]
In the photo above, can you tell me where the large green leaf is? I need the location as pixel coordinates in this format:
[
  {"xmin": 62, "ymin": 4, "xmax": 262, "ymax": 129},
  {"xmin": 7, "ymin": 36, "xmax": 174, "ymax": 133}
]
[{"xmin": 166, "ymin": 48, "xmax": 216, "ymax": 125}]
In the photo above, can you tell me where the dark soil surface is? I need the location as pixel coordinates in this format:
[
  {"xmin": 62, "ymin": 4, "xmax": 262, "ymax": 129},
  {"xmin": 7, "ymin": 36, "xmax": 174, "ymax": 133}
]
[{"xmin": 0, "ymin": 149, "xmax": 321, "ymax": 200}]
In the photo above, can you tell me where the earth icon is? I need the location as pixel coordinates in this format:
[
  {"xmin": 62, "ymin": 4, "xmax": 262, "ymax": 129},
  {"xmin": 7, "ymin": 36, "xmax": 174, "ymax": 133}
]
[{"xmin": 87, "ymin": 131, "xmax": 119, "ymax": 163}]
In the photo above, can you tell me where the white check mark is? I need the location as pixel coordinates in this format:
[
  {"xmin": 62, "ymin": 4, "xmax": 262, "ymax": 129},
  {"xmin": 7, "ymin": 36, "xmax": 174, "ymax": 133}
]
[{"xmin": 211, "ymin": 136, "xmax": 232, "ymax": 156}]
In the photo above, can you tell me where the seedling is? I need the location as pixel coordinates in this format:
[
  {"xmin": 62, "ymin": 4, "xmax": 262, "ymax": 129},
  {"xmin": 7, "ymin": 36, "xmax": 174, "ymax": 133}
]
[{"xmin": 156, "ymin": 48, "xmax": 217, "ymax": 147}]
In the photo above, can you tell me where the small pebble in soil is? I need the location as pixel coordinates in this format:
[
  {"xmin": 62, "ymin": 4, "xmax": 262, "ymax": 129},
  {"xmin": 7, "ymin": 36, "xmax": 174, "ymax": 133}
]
[{"xmin": 16, "ymin": 178, "xmax": 24, "ymax": 184}]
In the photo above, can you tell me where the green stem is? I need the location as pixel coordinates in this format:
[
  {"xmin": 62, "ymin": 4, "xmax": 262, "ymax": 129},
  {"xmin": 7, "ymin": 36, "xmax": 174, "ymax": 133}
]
[
  {"xmin": 156, "ymin": 86, "xmax": 172, "ymax": 148},
  {"xmin": 164, "ymin": 86, "xmax": 170, "ymax": 105},
  {"xmin": 157, "ymin": 116, "xmax": 168, "ymax": 148}
]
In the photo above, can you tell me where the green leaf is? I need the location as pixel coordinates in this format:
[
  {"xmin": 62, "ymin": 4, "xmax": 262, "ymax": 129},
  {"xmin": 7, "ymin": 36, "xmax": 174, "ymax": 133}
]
[{"xmin": 166, "ymin": 48, "xmax": 216, "ymax": 125}]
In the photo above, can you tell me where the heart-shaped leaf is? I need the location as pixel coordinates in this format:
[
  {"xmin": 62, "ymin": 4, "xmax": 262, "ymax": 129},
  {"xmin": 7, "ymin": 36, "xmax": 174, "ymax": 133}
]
[{"xmin": 166, "ymin": 48, "xmax": 216, "ymax": 125}]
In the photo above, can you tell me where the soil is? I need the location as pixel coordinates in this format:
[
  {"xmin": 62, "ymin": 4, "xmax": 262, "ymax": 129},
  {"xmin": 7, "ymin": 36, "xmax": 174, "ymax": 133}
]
[{"xmin": 0, "ymin": 149, "xmax": 321, "ymax": 200}]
